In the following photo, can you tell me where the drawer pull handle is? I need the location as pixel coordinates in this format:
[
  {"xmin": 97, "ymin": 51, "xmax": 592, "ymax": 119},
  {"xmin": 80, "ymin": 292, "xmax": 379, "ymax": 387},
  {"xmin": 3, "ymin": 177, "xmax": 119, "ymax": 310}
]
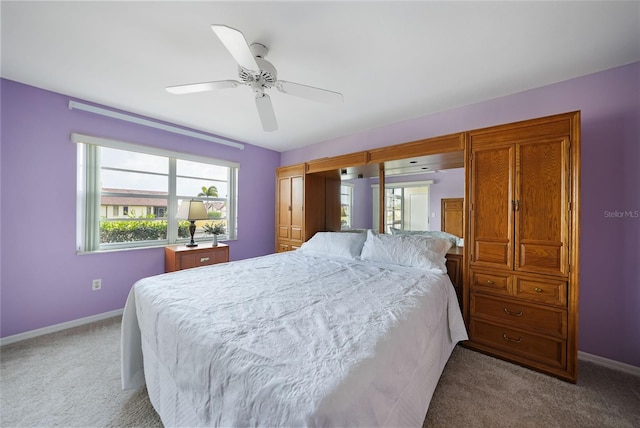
[
  {"xmin": 503, "ymin": 307, "xmax": 523, "ymax": 317},
  {"xmin": 486, "ymin": 280, "xmax": 495, "ymax": 285},
  {"xmin": 200, "ymin": 257, "xmax": 210, "ymax": 262},
  {"xmin": 502, "ymin": 333, "xmax": 523, "ymax": 344},
  {"xmin": 534, "ymin": 287, "xmax": 543, "ymax": 293}
]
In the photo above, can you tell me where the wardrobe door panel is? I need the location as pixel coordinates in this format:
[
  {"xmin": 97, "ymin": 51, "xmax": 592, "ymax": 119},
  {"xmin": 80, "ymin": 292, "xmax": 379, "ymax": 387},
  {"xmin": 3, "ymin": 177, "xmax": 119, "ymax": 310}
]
[
  {"xmin": 277, "ymin": 177, "xmax": 292, "ymax": 239},
  {"xmin": 470, "ymin": 145, "xmax": 514, "ymax": 270},
  {"xmin": 290, "ymin": 175, "xmax": 304, "ymax": 242},
  {"xmin": 515, "ymin": 138, "xmax": 569, "ymax": 276}
]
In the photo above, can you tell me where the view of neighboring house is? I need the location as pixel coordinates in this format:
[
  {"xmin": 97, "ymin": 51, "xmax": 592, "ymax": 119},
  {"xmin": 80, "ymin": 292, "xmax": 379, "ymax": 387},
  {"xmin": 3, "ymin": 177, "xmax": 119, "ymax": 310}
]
[
  {"xmin": 100, "ymin": 188, "xmax": 168, "ymax": 219},
  {"xmin": 100, "ymin": 188, "xmax": 227, "ymax": 220}
]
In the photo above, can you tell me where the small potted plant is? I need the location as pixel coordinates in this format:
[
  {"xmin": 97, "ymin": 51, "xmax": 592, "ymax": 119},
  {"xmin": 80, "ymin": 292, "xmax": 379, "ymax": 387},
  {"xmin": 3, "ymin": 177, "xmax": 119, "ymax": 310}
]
[{"xmin": 203, "ymin": 223, "xmax": 226, "ymax": 247}]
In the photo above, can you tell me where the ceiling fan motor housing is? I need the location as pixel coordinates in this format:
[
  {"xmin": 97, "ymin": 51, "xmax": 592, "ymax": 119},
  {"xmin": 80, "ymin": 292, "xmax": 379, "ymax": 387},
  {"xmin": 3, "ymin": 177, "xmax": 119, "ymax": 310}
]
[{"xmin": 239, "ymin": 44, "xmax": 277, "ymax": 92}]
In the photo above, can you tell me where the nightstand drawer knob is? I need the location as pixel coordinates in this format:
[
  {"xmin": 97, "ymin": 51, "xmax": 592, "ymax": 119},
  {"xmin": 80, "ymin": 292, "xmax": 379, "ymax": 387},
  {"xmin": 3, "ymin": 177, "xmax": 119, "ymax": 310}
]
[
  {"xmin": 534, "ymin": 287, "xmax": 543, "ymax": 293},
  {"xmin": 486, "ymin": 280, "xmax": 495, "ymax": 285},
  {"xmin": 200, "ymin": 257, "xmax": 210, "ymax": 263}
]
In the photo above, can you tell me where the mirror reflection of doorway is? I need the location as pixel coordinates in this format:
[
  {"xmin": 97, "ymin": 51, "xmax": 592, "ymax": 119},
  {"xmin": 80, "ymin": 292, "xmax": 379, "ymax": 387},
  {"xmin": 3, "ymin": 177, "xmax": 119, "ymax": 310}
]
[
  {"xmin": 404, "ymin": 187, "xmax": 429, "ymax": 231},
  {"xmin": 373, "ymin": 181, "xmax": 432, "ymax": 233}
]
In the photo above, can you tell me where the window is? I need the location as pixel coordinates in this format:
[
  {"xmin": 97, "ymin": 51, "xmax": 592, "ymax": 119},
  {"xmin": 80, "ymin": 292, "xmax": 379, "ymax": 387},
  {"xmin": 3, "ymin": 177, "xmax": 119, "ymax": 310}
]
[
  {"xmin": 340, "ymin": 184, "xmax": 354, "ymax": 229},
  {"xmin": 75, "ymin": 134, "xmax": 238, "ymax": 253},
  {"xmin": 386, "ymin": 188, "xmax": 403, "ymax": 232}
]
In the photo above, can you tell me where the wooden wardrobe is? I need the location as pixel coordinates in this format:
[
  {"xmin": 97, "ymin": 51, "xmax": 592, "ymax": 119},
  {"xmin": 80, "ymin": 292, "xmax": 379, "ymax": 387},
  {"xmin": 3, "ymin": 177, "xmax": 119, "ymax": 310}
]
[
  {"xmin": 465, "ymin": 112, "xmax": 580, "ymax": 382},
  {"xmin": 275, "ymin": 164, "xmax": 341, "ymax": 252}
]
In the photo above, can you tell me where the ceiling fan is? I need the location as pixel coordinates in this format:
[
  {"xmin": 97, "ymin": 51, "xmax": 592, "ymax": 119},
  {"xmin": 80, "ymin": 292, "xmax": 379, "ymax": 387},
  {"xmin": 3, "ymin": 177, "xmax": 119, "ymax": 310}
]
[{"xmin": 166, "ymin": 25, "xmax": 343, "ymax": 132}]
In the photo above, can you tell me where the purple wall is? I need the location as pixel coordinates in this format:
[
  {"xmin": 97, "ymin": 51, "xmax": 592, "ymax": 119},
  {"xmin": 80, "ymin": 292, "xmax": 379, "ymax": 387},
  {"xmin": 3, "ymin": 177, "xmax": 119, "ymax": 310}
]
[
  {"xmin": 282, "ymin": 63, "xmax": 640, "ymax": 367},
  {"xmin": 0, "ymin": 79, "xmax": 280, "ymax": 337}
]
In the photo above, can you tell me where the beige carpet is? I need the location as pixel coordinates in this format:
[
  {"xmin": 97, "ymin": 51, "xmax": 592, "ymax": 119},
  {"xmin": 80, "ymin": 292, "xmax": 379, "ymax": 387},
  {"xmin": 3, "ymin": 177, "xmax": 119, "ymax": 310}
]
[
  {"xmin": 424, "ymin": 345, "xmax": 640, "ymax": 428},
  {"xmin": 1, "ymin": 315, "xmax": 638, "ymax": 427}
]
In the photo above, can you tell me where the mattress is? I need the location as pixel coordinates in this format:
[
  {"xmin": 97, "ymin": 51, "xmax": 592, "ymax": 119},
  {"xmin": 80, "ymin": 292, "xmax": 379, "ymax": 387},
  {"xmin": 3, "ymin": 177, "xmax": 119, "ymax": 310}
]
[{"xmin": 121, "ymin": 251, "xmax": 467, "ymax": 427}]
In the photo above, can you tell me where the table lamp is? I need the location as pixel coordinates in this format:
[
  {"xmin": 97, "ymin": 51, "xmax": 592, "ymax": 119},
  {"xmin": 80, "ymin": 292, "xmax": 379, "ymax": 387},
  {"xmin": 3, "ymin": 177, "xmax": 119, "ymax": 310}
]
[{"xmin": 176, "ymin": 199, "xmax": 208, "ymax": 247}]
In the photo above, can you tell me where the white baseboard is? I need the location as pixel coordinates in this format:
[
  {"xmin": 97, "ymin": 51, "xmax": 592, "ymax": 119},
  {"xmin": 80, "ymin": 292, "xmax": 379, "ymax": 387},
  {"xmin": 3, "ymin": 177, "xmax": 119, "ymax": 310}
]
[
  {"xmin": 578, "ymin": 351, "xmax": 640, "ymax": 377},
  {"xmin": 0, "ymin": 309, "xmax": 123, "ymax": 347}
]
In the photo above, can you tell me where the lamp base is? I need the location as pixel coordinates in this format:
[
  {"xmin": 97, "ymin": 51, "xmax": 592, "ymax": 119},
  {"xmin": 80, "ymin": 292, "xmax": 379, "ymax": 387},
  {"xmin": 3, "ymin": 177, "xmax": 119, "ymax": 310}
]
[{"xmin": 187, "ymin": 221, "xmax": 198, "ymax": 247}]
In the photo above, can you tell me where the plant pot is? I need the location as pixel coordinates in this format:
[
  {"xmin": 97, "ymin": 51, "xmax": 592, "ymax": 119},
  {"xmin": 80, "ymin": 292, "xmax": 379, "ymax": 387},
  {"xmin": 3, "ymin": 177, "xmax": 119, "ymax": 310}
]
[{"xmin": 212, "ymin": 234, "xmax": 218, "ymax": 247}]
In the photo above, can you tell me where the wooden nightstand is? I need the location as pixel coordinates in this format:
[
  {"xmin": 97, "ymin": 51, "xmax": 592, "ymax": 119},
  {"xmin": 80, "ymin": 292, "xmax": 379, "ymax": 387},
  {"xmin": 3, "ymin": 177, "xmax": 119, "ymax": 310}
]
[
  {"xmin": 445, "ymin": 246, "xmax": 463, "ymax": 309},
  {"xmin": 165, "ymin": 243, "xmax": 229, "ymax": 273}
]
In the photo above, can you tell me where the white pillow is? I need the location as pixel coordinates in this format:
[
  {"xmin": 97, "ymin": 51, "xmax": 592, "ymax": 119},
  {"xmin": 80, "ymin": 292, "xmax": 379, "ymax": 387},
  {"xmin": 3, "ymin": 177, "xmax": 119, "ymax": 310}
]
[
  {"xmin": 390, "ymin": 227, "xmax": 461, "ymax": 247},
  {"xmin": 360, "ymin": 230, "xmax": 451, "ymax": 273},
  {"xmin": 298, "ymin": 231, "xmax": 367, "ymax": 259}
]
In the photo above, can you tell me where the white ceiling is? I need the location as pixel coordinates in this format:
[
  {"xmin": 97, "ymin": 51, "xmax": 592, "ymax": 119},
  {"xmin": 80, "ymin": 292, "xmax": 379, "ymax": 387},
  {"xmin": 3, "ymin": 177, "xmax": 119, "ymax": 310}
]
[{"xmin": 2, "ymin": 1, "xmax": 638, "ymax": 152}]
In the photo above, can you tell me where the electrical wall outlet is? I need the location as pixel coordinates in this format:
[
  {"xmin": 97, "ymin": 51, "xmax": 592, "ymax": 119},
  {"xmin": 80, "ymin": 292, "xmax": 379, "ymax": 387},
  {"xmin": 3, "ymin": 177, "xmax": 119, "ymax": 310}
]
[{"xmin": 92, "ymin": 279, "xmax": 102, "ymax": 291}]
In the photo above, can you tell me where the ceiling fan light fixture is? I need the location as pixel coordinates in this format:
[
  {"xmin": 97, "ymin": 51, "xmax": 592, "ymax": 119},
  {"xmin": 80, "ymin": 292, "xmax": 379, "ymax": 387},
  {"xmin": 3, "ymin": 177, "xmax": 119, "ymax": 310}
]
[{"xmin": 239, "ymin": 56, "xmax": 277, "ymax": 87}]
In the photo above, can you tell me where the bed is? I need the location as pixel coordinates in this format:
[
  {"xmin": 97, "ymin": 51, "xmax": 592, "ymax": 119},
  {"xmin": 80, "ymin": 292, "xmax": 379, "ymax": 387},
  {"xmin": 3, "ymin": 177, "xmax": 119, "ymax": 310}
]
[{"xmin": 121, "ymin": 230, "xmax": 468, "ymax": 427}]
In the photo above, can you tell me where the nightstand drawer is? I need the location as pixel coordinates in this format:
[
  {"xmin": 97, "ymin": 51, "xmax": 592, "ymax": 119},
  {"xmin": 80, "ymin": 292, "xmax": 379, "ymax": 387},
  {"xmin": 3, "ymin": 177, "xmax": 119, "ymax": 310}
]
[
  {"xmin": 471, "ymin": 294, "xmax": 567, "ymax": 338},
  {"xmin": 179, "ymin": 250, "xmax": 227, "ymax": 269},
  {"xmin": 165, "ymin": 244, "xmax": 229, "ymax": 272},
  {"xmin": 470, "ymin": 319, "xmax": 566, "ymax": 369}
]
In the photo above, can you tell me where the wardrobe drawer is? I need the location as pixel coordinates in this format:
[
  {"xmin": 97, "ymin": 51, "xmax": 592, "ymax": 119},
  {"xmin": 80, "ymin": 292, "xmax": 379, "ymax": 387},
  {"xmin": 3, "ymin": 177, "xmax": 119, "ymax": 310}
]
[
  {"xmin": 514, "ymin": 276, "xmax": 567, "ymax": 307},
  {"xmin": 470, "ymin": 320, "xmax": 566, "ymax": 369},
  {"xmin": 470, "ymin": 269, "xmax": 512, "ymax": 296},
  {"xmin": 471, "ymin": 294, "xmax": 567, "ymax": 338},
  {"xmin": 277, "ymin": 243, "xmax": 290, "ymax": 253}
]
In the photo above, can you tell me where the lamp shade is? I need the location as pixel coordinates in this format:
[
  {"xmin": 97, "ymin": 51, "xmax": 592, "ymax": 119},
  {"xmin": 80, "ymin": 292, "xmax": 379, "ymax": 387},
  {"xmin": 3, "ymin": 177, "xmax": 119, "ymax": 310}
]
[{"xmin": 176, "ymin": 200, "xmax": 208, "ymax": 220}]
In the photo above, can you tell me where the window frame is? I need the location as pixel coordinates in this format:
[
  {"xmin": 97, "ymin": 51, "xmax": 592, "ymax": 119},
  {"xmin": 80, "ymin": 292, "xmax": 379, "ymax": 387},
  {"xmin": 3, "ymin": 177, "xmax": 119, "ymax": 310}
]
[{"xmin": 73, "ymin": 133, "xmax": 239, "ymax": 254}]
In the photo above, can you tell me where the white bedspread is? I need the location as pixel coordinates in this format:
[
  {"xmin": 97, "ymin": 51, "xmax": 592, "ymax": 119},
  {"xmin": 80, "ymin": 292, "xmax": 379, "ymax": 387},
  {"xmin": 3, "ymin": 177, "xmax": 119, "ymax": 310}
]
[{"xmin": 122, "ymin": 251, "xmax": 467, "ymax": 427}]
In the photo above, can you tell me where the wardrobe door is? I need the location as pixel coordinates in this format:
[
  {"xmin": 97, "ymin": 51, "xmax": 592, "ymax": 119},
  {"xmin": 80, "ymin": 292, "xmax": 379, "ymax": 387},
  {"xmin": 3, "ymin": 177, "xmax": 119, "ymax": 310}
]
[
  {"xmin": 470, "ymin": 144, "xmax": 515, "ymax": 270},
  {"xmin": 290, "ymin": 175, "xmax": 304, "ymax": 242},
  {"xmin": 277, "ymin": 176, "xmax": 292, "ymax": 240},
  {"xmin": 515, "ymin": 138, "xmax": 570, "ymax": 276}
]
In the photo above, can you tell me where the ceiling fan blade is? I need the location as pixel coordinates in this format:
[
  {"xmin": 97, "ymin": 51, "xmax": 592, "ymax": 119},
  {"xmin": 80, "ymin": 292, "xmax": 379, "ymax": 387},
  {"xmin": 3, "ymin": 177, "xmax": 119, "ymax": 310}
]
[
  {"xmin": 275, "ymin": 80, "xmax": 343, "ymax": 104},
  {"xmin": 211, "ymin": 25, "xmax": 259, "ymax": 72},
  {"xmin": 166, "ymin": 80, "xmax": 240, "ymax": 94},
  {"xmin": 255, "ymin": 94, "xmax": 278, "ymax": 132}
]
